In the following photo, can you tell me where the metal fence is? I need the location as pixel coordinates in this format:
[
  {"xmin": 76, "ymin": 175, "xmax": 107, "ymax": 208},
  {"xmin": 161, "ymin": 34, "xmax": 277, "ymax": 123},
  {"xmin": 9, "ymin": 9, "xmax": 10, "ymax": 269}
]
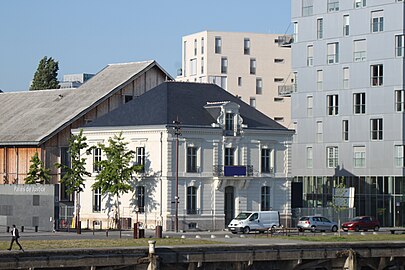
[{"xmin": 291, "ymin": 207, "xmax": 356, "ymax": 227}]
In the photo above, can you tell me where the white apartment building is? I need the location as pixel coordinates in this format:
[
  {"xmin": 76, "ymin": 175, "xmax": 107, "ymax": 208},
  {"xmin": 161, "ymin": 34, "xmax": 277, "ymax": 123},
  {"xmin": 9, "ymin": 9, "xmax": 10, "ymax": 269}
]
[
  {"xmin": 76, "ymin": 82, "xmax": 293, "ymax": 231},
  {"xmin": 291, "ymin": 0, "xmax": 405, "ymax": 226},
  {"xmin": 177, "ymin": 31, "xmax": 292, "ymax": 127}
]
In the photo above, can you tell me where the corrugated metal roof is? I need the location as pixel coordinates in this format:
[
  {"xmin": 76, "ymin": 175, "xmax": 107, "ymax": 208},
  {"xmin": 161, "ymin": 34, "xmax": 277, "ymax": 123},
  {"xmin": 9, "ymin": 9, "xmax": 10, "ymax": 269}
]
[{"xmin": 0, "ymin": 60, "xmax": 172, "ymax": 145}]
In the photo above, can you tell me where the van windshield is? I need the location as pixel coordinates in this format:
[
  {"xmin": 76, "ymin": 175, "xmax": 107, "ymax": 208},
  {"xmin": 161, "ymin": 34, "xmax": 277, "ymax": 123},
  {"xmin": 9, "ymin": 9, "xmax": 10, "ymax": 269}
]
[{"xmin": 235, "ymin": 212, "xmax": 252, "ymax": 220}]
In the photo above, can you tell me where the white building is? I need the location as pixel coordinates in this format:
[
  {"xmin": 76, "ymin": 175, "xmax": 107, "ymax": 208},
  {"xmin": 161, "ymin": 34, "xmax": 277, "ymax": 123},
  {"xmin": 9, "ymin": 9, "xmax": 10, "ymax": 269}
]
[
  {"xmin": 290, "ymin": 0, "xmax": 405, "ymax": 226},
  {"xmin": 76, "ymin": 82, "xmax": 293, "ymax": 231},
  {"xmin": 177, "ymin": 31, "xmax": 292, "ymax": 127}
]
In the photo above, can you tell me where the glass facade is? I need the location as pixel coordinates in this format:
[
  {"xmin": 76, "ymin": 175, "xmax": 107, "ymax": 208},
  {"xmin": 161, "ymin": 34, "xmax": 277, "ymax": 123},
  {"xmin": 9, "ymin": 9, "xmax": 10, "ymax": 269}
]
[{"xmin": 294, "ymin": 176, "xmax": 405, "ymax": 226}]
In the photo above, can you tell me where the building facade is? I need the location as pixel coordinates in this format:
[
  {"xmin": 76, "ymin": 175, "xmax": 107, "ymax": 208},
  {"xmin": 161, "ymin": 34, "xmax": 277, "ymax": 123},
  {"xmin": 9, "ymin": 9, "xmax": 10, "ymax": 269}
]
[
  {"xmin": 177, "ymin": 31, "xmax": 293, "ymax": 127},
  {"xmin": 77, "ymin": 82, "xmax": 293, "ymax": 231},
  {"xmin": 291, "ymin": 0, "xmax": 405, "ymax": 226}
]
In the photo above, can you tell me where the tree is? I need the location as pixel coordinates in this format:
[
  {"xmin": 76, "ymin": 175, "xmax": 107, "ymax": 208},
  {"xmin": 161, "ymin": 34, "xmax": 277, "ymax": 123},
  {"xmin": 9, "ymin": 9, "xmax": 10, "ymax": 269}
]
[
  {"xmin": 332, "ymin": 178, "xmax": 349, "ymax": 236},
  {"xmin": 92, "ymin": 132, "xmax": 143, "ymax": 230},
  {"xmin": 30, "ymin": 56, "xmax": 60, "ymax": 90},
  {"xmin": 25, "ymin": 152, "xmax": 51, "ymax": 184},
  {"xmin": 55, "ymin": 129, "xmax": 91, "ymax": 233}
]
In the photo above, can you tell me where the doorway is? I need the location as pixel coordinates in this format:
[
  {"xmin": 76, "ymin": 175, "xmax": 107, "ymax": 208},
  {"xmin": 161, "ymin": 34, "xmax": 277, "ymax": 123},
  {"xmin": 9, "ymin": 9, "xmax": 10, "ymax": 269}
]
[{"xmin": 224, "ymin": 186, "xmax": 235, "ymax": 227}]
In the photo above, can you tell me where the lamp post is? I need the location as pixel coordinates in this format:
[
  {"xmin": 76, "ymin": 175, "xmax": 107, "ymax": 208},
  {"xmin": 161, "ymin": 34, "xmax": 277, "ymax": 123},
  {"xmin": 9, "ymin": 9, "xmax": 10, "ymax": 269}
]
[{"xmin": 173, "ymin": 119, "xmax": 181, "ymax": 232}]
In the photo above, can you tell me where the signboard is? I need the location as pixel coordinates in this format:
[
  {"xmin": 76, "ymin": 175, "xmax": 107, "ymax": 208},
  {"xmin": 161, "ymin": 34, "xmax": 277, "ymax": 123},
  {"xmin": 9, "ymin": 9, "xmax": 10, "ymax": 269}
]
[{"xmin": 333, "ymin": 187, "xmax": 355, "ymax": 208}]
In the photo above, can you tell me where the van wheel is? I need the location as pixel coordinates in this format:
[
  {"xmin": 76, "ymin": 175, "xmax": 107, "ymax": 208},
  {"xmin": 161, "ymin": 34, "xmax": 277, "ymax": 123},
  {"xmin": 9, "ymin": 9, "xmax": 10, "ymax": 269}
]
[
  {"xmin": 243, "ymin": 227, "xmax": 250, "ymax": 234},
  {"xmin": 311, "ymin": 226, "xmax": 316, "ymax": 232}
]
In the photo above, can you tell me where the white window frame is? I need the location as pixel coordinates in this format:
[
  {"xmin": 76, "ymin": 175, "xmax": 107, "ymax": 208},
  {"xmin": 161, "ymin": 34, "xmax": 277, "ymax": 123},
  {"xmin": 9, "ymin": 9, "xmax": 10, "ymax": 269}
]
[
  {"xmin": 354, "ymin": 0, "xmax": 366, "ymax": 8},
  {"xmin": 354, "ymin": 39, "xmax": 367, "ymax": 61},
  {"xmin": 343, "ymin": 15, "xmax": 350, "ymax": 36},
  {"xmin": 327, "ymin": 146, "xmax": 339, "ymax": 168},
  {"xmin": 353, "ymin": 92, "xmax": 366, "ymax": 114},
  {"xmin": 215, "ymin": 36, "xmax": 222, "ymax": 54},
  {"xmin": 316, "ymin": 121, "xmax": 323, "ymax": 143},
  {"xmin": 307, "ymin": 45, "xmax": 314, "ymax": 66},
  {"xmin": 307, "ymin": 96, "xmax": 313, "ymax": 117},
  {"xmin": 371, "ymin": 64, "xmax": 383, "ymax": 86},
  {"xmin": 353, "ymin": 146, "xmax": 366, "ymax": 168},
  {"xmin": 395, "ymin": 35, "xmax": 404, "ymax": 57},
  {"xmin": 306, "ymin": 147, "xmax": 313, "ymax": 168},
  {"xmin": 394, "ymin": 145, "xmax": 404, "ymax": 167},
  {"xmin": 327, "ymin": 94, "xmax": 339, "ymax": 115},
  {"xmin": 342, "ymin": 120, "xmax": 349, "ymax": 141},
  {"xmin": 328, "ymin": 0, "xmax": 339, "ymax": 12},
  {"xmin": 327, "ymin": 42, "xmax": 339, "ymax": 64},
  {"xmin": 317, "ymin": 18, "xmax": 323, "ymax": 39},
  {"xmin": 343, "ymin": 67, "xmax": 349, "ymax": 89},
  {"xmin": 256, "ymin": 78, "xmax": 263, "ymax": 95},
  {"xmin": 395, "ymin": 90, "xmax": 405, "ymax": 112},
  {"xmin": 371, "ymin": 10, "xmax": 384, "ymax": 33},
  {"xmin": 317, "ymin": 70, "xmax": 323, "ymax": 90},
  {"xmin": 302, "ymin": 0, "xmax": 314, "ymax": 16},
  {"xmin": 370, "ymin": 118, "xmax": 383, "ymax": 141},
  {"xmin": 190, "ymin": 58, "xmax": 197, "ymax": 76}
]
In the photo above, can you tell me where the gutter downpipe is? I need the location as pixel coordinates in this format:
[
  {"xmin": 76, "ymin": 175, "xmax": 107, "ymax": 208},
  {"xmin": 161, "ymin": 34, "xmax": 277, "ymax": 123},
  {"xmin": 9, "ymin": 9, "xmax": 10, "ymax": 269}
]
[{"xmin": 160, "ymin": 131, "xmax": 163, "ymax": 226}]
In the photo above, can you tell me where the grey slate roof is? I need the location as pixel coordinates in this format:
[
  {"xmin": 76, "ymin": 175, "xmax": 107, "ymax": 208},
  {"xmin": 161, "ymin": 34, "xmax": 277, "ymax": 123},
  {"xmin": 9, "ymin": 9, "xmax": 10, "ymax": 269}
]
[
  {"xmin": 86, "ymin": 82, "xmax": 288, "ymax": 130},
  {"xmin": 0, "ymin": 60, "xmax": 172, "ymax": 145}
]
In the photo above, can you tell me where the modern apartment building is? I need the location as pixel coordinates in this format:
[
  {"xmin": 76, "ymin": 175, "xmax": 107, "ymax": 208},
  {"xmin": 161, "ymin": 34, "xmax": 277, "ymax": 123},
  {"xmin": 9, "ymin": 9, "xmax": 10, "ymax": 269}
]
[
  {"xmin": 290, "ymin": 0, "xmax": 405, "ymax": 226},
  {"xmin": 177, "ymin": 31, "xmax": 292, "ymax": 127}
]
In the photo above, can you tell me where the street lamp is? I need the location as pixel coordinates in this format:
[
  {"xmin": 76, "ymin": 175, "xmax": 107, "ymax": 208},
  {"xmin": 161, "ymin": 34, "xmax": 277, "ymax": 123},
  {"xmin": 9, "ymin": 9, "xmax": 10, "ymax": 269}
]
[{"xmin": 173, "ymin": 118, "xmax": 182, "ymax": 232}]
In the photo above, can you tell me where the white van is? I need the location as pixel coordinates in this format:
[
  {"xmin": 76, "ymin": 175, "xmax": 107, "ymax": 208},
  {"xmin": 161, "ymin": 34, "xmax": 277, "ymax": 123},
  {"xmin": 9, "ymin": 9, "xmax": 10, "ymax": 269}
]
[{"xmin": 228, "ymin": 211, "xmax": 280, "ymax": 234}]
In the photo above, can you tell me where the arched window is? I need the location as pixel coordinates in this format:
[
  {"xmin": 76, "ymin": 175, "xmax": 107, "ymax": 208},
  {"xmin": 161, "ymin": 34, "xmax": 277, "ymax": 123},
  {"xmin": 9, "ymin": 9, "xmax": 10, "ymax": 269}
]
[
  {"xmin": 136, "ymin": 186, "xmax": 145, "ymax": 213},
  {"xmin": 187, "ymin": 186, "xmax": 197, "ymax": 214},
  {"xmin": 261, "ymin": 186, "xmax": 271, "ymax": 211}
]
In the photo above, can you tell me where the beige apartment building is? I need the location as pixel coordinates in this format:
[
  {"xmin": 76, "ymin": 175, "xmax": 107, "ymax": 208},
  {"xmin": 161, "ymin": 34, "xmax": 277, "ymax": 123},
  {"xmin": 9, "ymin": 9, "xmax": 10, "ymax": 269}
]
[{"xmin": 177, "ymin": 31, "xmax": 292, "ymax": 127}]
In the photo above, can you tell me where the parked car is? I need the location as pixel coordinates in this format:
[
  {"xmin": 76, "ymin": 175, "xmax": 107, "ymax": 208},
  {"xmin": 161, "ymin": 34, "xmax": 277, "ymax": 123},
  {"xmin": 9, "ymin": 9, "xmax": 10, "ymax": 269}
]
[
  {"xmin": 297, "ymin": 216, "xmax": 338, "ymax": 232},
  {"xmin": 341, "ymin": 216, "xmax": 380, "ymax": 232}
]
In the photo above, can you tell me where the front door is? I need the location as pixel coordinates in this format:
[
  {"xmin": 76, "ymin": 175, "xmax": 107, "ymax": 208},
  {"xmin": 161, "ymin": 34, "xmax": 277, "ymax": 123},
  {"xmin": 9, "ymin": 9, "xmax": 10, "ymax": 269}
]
[{"xmin": 224, "ymin": 186, "xmax": 235, "ymax": 227}]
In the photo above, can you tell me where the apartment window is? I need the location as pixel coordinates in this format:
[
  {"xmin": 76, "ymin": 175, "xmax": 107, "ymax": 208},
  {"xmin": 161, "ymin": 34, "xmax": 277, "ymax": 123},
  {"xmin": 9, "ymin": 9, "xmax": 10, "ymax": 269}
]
[
  {"xmin": 244, "ymin": 38, "xmax": 250, "ymax": 55},
  {"xmin": 327, "ymin": 146, "xmax": 339, "ymax": 168},
  {"xmin": 371, "ymin": 11, "xmax": 384, "ymax": 33},
  {"xmin": 370, "ymin": 118, "xmax": 383, "ymax": 140},
  {"xmin": 190, "ymin": 58, "xmax": 197, "ymax": 76},
  {"xmin": 136, "ymin": 147, "xmax": 145, "ymax": 172},
  {"xmin": 343, "ymin": 15, "xmax": 350, "ymax": 36},
  {"xmin": 307, "ymin": 147, "xmax": 313, "ymax": 168},
  {"xmin": 93, "ymin": 188, "xmax": 101, "ymax": 212},
  {"xmin": 250, "ymin": 58, "xmax": 256, "ymax": 74},
  {"xmin": 317, "ymin": 18, "xmax": 323, "ymax": 39},
  {"xmin": 201, "ymin": 57, "xmax": 204, "ymax": 74},
  {"xmin": 261, "ymin": 186, "xmax": 271, "ymax": 211},
  {"xmin": 307, "ymin": 45, "xmax": 314, "ymax": 66},
  {"xmin": 261, "ymin": 148, "xmax": 272, "ymax": 173},
  {"xmin": 317, "ymin": 121, "xmax": 323, "ymax": 143},
  {"xmin": 187, "ymin": 147, "xmax": 197, "ymax": 173},
  {"xmin": 183, "ymin": 41, "xmax": 187, "ymax": 77},
  {"xmin": 371, "ymin": 64, "xmax": 383, "ymax": 86},
  {"xmin": 395, "ymin": 90, "xmax": 405, "ymax": 112},
  {"xmin": 293, "ymin": 22, "xmax": 299, "ymax": 43},
  {"xmin": 327, "ymin": 42, "xmax": 339, "ymax": 64},
  {"xmin": 317, "ymin": 70, "xmax": 323, "ymax": 90},
  {"xmin": 354, "ymin": 39, "xmax": 366, "ymax": 61},
  {"xmin": 353, "ymin": 93, "xmax": 366, "ymax": 114},
  {"xmin": 394, "ymin": 145, "xmax": 404, "ymax": 167},
  {"xmin": 194, "ymin": 39, "xmax": 197, "ymax": 56},
  {"xmin": 250, "ymin": 97, "xmax": 256, "ymax": 108},
  {"xmin": 274, "ymin": 58, "xmax": 285, "ymax": 63},
  {"xmin": 224, "ymin": 147, "xmax": 234, "ymax": 166},
  {"xmin": 302, "ymin": 0, "xmax": 314, "ymax": 16},
  {"xmin": 327, "ymin": 94, "xmax": 339, "ymax": 115},
  {"xmin": 342, "ymin": 120, "xmax": 349, "ymax": 141},
  {"xmin": 307, "ymin": 96, "xmax": 313, "ymax": 117},
  {"xmin": 355, "ymin": 0, "xmax": 366, "ymax": 8},
  {"xmin": 343, "ymin": 67, "xmax": 349, "ymax": 89},
  {"xmin": 238, "ymin": 77, "xmax": 242, "ymax": 86},
  {"xmin": 353, "ymin": 146, "xmax": 366, "ymax": 168},
  {"xmin": 136, "ymin": 186, "xmax": 145, "ymax": 213},
  {"xmin": 395, "ymin": 35, "xmax": 404, "ymax": 57},
  {"xmin": 215, "ymin": 37, "xmax": 222, "ymax": 54},
  {"xmin": 328, "ymin": 0, "xmax": 339, "ymax": 12},
  {"xmin": 221, "ymin": 57, "xmax": 228, "ymax": 74},
  {"xmin": 93, "ymin": 148, "xmax": 102, "ymax": 173},
  {"xmin": 33, "ymin": 195, "xmax": 40, "ymax": 206},
  {"xmin": 186, "ymin": 186, "xmax": 197, "ymax": 214},
  {"xmin": 201, "ymin": 37, "xmax": 204, "ymax": 54},
  {"xmin": 256, "ymin": 78, "xmax": 263, "ymax": 94}
]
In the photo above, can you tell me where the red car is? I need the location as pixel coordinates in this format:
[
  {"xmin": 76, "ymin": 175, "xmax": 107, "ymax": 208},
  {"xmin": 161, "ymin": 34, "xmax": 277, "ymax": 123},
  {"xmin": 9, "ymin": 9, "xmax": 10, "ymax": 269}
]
[{"xmin": 341, "ymin": 216, "xmax": 380, "ymax": 232}]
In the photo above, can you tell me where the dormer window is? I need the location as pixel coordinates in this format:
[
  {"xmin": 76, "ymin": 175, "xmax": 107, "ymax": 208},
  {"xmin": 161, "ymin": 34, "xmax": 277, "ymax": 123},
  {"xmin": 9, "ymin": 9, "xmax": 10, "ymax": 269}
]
[{"xmin": 225, "ymin": 113, "xmax": 234, "ymax": 132}]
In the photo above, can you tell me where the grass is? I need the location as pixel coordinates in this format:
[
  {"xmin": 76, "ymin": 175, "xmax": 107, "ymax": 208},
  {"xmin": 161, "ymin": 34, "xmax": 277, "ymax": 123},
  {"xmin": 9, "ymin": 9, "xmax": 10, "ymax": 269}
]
[
  {"xmin": 279, "ymin": 233, "xmax": 405, "ymax": 242},
  {"xmin": 0, "ymin": 238, "xmax": 223, "ymax": 251}
]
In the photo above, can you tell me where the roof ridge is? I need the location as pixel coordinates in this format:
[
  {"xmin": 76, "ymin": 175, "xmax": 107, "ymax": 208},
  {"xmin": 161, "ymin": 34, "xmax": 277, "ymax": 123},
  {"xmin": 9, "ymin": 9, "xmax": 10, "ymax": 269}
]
[{"xmin": 108, "ymin": 60, "xmax": 155, "ymax": 66}]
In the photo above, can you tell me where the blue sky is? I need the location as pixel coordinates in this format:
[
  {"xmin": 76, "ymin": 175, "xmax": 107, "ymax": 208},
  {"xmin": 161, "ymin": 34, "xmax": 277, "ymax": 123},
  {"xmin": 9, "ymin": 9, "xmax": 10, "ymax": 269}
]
[{"xmin": 0, "ymin": 0, "xmax": 291, "ymax": 92}]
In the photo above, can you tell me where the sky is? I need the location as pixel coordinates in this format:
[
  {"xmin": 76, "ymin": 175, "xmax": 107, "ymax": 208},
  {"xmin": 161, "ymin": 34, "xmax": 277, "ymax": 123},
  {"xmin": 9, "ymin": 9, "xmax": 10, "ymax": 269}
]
[{"xmin": 0, "ymin": 0, "xmax": 291, "ymax": 92}]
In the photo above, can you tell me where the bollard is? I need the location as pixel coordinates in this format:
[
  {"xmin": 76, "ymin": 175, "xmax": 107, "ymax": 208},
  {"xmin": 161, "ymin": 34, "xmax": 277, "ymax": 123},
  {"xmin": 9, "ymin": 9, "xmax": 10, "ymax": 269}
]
[
  {"xmin": 155, "ymin": 225, "xmax": 162, "ymax": 238},
  {"xmin": 138, "ymin": 228, "xmax": 145, "ymax": 238},
  {"xmin": 77, "ymin": 221, "xmax": 81, "ymax": 234},
  {"xmin": 148, "ymin": 240, "xmax": 156, "ymax": 255},
  {"xmin": 35, "ymin": 226, "xmax": 38, "ymax": 232},
  {"xmin": 21, "ymin": 226, "xmax": 24, "ymax": 232},
  {"xmin": 133, "ymin": 222, "xmax": 138, "ymax": 239},
  {"xmin": 106, "ymin": 229, "xmax": 109, "ymax": 237}
]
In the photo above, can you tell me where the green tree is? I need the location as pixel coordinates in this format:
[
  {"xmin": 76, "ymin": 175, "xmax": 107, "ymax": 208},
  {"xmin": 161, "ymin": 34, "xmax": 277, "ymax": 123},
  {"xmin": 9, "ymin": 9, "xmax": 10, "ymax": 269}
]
[
  {"xmin": 92, "ymin": 132, "xmax": 143, "ymax": 229},
  {"xmin": 25, "ymin": 152, "xmax": 51, "ymax": 184},
  {"xmin": 332, "ymin": 178, "xmax": 348, "ymax": 236},
  {"xmin": 55, "ymin": 129, "xmax": 91, "ymax": 232},
  {"xmin": 30, "ymin": 56, "xmax": 60, "ymax": 90}
]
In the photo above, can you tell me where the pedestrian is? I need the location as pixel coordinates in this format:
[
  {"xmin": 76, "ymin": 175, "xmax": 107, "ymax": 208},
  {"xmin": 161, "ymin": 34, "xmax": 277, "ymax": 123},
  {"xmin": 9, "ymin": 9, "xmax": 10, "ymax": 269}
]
[{"xmin": 8, "ymin": 224, "xmax": 24, "ymax": 252}]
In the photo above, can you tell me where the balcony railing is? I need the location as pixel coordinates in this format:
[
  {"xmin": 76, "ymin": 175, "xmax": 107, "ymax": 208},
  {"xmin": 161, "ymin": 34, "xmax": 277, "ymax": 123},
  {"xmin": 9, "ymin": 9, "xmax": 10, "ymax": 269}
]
[
  {"xmin": 277, "ymin": 35, "xmax": 294, "ymax": 47},
  {"xmin": 278, "ymin": 84, "xmax": 296, "ymax": 96},
  {"xmin": 213, "ymin": 165, "xmax": 253, "ymax": 177}
]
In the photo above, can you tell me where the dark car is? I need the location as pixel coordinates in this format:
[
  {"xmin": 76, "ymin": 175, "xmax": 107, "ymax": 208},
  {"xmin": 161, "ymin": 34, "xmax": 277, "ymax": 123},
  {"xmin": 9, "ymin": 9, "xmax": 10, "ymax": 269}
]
[{"xmin": 341, "ymin": 216, "xmax": 380, "ymax": 232}]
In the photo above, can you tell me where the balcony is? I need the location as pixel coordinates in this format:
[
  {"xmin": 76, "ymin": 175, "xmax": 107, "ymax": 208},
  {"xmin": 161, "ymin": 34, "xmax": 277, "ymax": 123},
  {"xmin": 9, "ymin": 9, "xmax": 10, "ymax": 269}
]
[
  {"xmin": 278, "ymin": 84, "xmax": 296, "ymax": 97},
  {"xmin": 213, "ymin": 165, "xmax": 253, "ymax": 177},
  {"xmin": 277, "ymin": 35, "xmax": 294, "ymax": 47}
]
